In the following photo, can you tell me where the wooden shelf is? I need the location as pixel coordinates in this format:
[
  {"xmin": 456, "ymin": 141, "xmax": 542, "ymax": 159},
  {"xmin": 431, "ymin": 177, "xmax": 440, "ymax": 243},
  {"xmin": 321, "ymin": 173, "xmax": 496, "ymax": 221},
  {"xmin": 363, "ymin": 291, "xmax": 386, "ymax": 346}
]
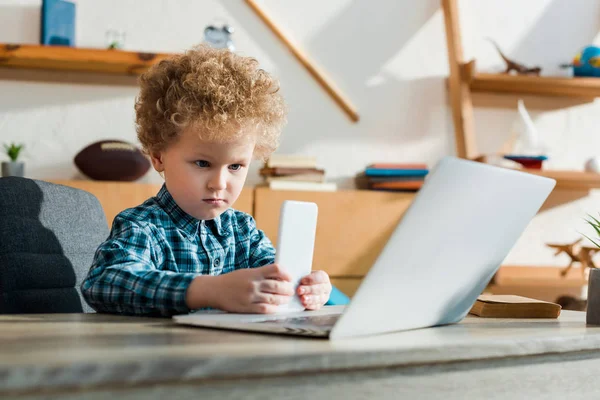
[
  {"xmin": 471, "ymin": 73, "xmax": 600, "ymax": 98},
  {"xmin": 0, "ymin": 43, "xmax": 174, "ymax": 75},
  {"xmin": 494, "ymin": 265, "xmax": 587, "ymax": 287},
  {"xmin": 486, "ymin": 266, "xmax": 587, "ymax": 304},
  {"xmin": 522, "ymin": 169, "xmax": 600, "ymax": 190}
]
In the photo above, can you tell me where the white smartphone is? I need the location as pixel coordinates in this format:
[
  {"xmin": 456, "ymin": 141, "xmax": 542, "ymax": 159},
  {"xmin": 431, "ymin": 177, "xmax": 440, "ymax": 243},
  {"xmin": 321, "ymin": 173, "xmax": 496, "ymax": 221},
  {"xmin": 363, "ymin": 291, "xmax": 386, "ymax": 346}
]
[{"xmin": 275, "ymin": 200, "xmax": 319, "ymax": 313}]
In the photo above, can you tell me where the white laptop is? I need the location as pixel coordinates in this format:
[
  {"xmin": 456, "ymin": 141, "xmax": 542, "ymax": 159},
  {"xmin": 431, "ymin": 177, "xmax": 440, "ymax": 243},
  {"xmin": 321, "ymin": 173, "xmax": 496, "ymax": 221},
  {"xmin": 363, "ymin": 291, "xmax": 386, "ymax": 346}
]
[{"xmin": 173, "ymin": 157, "xmax": 556, "ymax": 340}]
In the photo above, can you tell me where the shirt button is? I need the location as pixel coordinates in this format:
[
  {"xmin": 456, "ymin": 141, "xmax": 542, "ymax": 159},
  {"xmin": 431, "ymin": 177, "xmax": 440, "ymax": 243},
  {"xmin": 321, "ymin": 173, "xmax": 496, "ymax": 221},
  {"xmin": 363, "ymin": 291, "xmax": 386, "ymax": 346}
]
[{"xmin": 213, "ymin": 258, "xmax": 221, "ymax": 268}]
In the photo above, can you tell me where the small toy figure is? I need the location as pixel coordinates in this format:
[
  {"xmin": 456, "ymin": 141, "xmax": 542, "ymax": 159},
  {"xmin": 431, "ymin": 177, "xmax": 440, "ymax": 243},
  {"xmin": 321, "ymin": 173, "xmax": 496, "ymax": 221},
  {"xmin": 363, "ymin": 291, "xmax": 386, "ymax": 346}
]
[
  {"xmin": 572, "ymin": 46, "xmax": 600, "ymax": 77},
  {"xmin": 487, "ymin": 38, "xmax": 542, "ymax": 75},
  {"xmin": 546, "ymin": 238, "xmax": 600, "ymax": 277}
]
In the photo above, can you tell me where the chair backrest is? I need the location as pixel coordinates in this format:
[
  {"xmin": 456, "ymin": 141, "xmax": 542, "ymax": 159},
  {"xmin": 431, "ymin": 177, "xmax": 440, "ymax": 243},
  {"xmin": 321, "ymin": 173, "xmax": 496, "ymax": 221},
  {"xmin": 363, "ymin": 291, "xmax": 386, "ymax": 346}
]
[{"xmin": 0, "ymin": 177, "xmax": 109, "ymax": 313}]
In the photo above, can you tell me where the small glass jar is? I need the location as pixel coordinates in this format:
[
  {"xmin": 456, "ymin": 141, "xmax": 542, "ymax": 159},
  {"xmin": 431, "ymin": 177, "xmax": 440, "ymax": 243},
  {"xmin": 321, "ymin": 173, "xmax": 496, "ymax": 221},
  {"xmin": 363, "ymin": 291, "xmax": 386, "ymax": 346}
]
[{"xmin": 105, "ymin": 29, "xmax": 126, "ymax": 50}]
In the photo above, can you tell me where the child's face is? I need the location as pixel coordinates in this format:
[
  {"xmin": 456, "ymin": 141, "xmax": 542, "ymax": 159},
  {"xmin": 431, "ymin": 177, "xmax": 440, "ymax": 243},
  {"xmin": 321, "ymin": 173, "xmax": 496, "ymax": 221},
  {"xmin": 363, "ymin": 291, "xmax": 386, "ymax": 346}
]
[{"xmin": 151, "ymin": 126, "xmax": 255, "ymax": 220}]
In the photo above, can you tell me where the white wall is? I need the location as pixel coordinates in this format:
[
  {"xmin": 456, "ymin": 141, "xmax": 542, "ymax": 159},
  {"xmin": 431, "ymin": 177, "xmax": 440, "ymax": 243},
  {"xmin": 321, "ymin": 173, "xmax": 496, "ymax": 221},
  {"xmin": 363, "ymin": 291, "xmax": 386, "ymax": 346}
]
[{"xmin": 1, "ymin": 0, "xmax": 599, "ymax": 267}]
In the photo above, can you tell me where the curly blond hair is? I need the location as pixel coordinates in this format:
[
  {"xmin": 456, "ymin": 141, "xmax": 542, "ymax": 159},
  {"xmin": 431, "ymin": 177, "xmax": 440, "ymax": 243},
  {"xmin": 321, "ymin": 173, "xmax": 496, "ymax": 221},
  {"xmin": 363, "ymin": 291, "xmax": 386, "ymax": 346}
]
[{"xmin": 135, "ymin": 45, "xmax": 287, "ymax": 160}]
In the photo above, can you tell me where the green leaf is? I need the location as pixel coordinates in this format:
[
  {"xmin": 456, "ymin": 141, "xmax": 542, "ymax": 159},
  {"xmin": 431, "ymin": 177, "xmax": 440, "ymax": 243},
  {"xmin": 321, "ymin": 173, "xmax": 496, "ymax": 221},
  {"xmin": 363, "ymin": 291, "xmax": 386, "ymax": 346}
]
[
  {"xmin": 589, "ymin": 224, "xmax": 600, "ymax": 238},
  {"xmin": 586, "ymin": 217, "xmax": 600, "ymax": 238},
  {"xmin": 3, "ymin": 142, "xmax": 24, "ymax": 162},
  {"xmin": 590, "ymin": 214, "xmax": 600, "ymax": 226},
  {"xmin": 583, "ymin": 232, "xmax": 600, "ymax": 249}
]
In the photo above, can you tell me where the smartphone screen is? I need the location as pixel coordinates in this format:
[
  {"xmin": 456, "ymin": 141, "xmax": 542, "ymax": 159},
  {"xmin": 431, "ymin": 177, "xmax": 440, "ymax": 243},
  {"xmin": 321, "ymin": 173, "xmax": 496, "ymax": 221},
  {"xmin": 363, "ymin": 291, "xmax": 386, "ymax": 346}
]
[{"xmin": 275, "ymin": 200, "xmax": 318, "ymax": 313}]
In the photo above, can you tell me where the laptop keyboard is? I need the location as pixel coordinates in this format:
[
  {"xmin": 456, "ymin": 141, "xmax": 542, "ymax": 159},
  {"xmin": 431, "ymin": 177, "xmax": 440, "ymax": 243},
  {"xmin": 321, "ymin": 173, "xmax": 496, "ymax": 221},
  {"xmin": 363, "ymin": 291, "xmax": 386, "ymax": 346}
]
[{"xmin": 259, "ymin": 314, "xmax": 341, "ymax": 328}]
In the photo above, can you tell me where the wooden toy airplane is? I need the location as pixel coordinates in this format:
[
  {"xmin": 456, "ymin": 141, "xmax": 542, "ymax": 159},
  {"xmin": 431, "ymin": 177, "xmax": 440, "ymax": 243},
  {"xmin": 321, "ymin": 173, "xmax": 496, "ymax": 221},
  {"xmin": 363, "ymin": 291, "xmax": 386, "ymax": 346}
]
[{"xmin": 546, "ymin": 238, "xmax": 600, "ymax": 277}]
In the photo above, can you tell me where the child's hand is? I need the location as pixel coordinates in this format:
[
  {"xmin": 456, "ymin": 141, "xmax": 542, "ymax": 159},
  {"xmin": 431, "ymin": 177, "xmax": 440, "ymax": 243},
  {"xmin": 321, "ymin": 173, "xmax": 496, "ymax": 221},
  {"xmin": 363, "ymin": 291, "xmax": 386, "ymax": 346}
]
[
  {"xmin": 297, "ymin": 270, "xmax": 332, "ymax": 310},
  {"xmin": 212, "ymin": 264, "xmax": 294, "ymax": 314}
]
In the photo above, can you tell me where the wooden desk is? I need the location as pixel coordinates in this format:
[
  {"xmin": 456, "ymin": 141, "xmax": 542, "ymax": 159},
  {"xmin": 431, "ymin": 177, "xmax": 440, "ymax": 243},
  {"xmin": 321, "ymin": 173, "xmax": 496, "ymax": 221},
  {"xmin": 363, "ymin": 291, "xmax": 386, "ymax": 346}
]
[{"xmin": 2, "ymin": 311, "xmax": 600, "ymax": 399}]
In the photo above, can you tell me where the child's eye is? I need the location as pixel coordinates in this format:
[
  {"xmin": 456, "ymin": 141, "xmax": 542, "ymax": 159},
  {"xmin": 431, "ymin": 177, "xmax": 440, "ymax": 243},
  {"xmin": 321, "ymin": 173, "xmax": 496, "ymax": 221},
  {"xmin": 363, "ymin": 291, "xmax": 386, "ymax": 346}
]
[
  {"xmin": 195, "ymin": 160, "xmax": 210, "ymax": 168},
  {"xmin": 229, "ymin": 164, "xmax": 242, "ymax": 171}
]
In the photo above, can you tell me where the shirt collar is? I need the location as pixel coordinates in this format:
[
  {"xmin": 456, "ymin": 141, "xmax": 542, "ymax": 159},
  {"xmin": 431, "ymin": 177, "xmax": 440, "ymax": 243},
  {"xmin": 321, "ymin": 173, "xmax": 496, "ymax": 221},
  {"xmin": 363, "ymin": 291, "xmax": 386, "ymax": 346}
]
[
  {"xmin": 208, "ymin": 211, "xmax": 225, "ymax": 236},
  {"xmin": 155, "ymin": 184, "xmax": 200, "ymax": 237}
]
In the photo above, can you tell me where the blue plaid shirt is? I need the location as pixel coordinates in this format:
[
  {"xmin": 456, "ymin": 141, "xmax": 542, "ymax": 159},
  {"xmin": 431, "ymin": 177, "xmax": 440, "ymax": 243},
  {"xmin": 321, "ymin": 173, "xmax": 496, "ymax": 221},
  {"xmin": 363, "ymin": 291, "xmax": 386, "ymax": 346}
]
[{"xmin": 81, "ymin": 184, "xmax": 275, "ymax": 316}]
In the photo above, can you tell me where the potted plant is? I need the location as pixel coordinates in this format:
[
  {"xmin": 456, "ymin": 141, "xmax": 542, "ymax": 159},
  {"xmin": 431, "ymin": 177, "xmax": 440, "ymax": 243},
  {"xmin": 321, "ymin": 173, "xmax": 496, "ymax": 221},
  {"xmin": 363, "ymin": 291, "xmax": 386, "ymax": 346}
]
[
  {"xmin": 2, "ymin": 143, "xmax": 25, "ymax": 177},
  {"xmin": 583, "ymin": 215, "xmax": 600, "ymax": 324}
]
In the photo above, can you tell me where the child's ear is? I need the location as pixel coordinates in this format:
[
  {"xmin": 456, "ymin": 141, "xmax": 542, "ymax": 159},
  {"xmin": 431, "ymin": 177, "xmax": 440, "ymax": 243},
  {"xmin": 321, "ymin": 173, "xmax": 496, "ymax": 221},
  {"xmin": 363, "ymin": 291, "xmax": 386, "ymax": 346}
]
[{"xmin": 150, "ymin": 151, "xmax": 165, "ymax": 173}]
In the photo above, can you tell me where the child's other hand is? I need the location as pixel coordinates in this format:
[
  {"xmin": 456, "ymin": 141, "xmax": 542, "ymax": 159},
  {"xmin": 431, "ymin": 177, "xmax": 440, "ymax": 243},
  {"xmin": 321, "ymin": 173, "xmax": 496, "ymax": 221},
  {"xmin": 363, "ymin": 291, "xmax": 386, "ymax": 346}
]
[
  {"xmin": 214, "ymin": 264, "xmax": 294, "ymax": 314},
  {"xmin": 297, "ymin": 270, "xmax": 332, "ymax": 310}
]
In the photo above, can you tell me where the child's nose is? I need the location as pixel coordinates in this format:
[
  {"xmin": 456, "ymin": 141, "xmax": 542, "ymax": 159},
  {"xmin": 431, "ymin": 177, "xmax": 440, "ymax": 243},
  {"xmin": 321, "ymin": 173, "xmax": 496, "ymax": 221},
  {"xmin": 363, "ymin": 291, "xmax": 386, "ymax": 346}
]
[{"xmin": 208, "ymin": 171, "xmax": 227, "ymax": 190}]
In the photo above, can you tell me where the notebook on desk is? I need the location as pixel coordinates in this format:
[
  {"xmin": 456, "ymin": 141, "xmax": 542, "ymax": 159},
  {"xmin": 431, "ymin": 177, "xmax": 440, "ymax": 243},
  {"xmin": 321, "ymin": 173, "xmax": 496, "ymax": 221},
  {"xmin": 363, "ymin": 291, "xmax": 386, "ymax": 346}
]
[
  {"xmin": 469, "ymin": 295, "xmax": 561, "ymax": 318},
  {"xmin": 174, "ymin": 156, "xmax": 556, "ymax": 340}
]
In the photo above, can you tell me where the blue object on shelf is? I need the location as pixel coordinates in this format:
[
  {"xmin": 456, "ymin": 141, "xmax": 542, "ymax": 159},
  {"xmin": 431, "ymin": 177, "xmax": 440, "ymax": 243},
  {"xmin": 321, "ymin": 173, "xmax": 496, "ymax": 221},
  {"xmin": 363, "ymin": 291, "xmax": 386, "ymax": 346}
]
[
  {"xmin": 503, "ymin": 155, "xmax": 548, "ymax": 161},
  {"xmin": 326, "ymin": 285, "xmax": 350, "ymax": 306},
  {"xmin": 41, "ymin": 0, "xmax": 76, "ymax": 46},
  {"xmin": 573, "ymin": 46, "xmax": 600, "ymax": 78},
  {"xmin": 364, "ymin": 168, "xmax": 429, "ymax": 177}
]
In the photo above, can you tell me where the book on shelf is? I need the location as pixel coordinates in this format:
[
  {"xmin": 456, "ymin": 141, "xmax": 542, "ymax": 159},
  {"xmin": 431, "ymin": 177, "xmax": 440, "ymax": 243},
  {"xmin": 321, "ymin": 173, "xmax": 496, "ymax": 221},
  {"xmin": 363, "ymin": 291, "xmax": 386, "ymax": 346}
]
[
  {"xmin": 355, "ymin": 172, "xmax": 426, "ymax": 183},
  {"xmin": 355, "ymin": 173, "xmax": 424, "ymax": 191},
  {"xmin": 266, "ymin": 174, "xmax": 325, "ymax": 183},
  {"xmin": 469, "ymin": 294, "xmax": 561, "ymax": 319},
  {"xmin": 260, "ymin": 167, "xmax": 325, "ymax": 176},
  {"xmin": 367, "ymin": 163, "xmax": 428, "ymax": 170},
  {"xmin": 266, "ymin": 180, "xmax": 337, "ymax": 192},
  {"xmin": 364, "ymin": 168, "xmax": 429, "ymax": 177},
  {"xmin": 369, "ymin": 180, "xmax": 424, "ymax": 190},
  {"xmin": 267, "ymin": 154, "xmax": 318, "ymax": 169}
]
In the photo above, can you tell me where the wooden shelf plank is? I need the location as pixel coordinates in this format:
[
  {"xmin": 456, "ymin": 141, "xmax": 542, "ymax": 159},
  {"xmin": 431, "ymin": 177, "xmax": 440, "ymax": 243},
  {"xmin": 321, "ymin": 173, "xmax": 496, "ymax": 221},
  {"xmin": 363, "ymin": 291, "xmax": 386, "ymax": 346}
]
[
  {"xmin": 471, "ymin": 73, "xmax": 600, "ymax": 98},
  {"xmin": 442, "ymin": 0, "xmax": 477, "ymax": 159},
  {"xmin": 493, "ymin": 265, "xmax": 587, "ymax": 287},
  {"xmin": 522, "ymin": 169, "xmax": 600, "ymax": 190},
  {"xmin": 0, "ymin": 43, "xmax": 174, "ymax": 75}
]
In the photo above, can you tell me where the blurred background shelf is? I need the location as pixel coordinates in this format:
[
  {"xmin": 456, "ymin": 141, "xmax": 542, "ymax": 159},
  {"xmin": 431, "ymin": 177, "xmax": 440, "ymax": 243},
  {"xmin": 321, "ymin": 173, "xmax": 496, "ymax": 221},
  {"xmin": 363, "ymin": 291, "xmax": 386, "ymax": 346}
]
[
  {"xmin": 522, "ymin": 169, "xmax": 600, "ymax": 190},
  {"xmin": 0, "ymin": 43, "xmax": 174, "ymax": 76},
  {"xmin": 470, "ymin": 73, "xmax": 600, "ymax": 98}
]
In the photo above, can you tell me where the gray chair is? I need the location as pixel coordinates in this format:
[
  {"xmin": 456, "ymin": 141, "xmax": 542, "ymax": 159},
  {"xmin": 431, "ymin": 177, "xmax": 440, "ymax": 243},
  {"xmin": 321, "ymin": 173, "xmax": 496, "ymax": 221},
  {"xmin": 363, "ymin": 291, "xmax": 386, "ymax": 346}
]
[{"xmin": 0, "ymin": 177, "xmax": 109, "ymax": 313}]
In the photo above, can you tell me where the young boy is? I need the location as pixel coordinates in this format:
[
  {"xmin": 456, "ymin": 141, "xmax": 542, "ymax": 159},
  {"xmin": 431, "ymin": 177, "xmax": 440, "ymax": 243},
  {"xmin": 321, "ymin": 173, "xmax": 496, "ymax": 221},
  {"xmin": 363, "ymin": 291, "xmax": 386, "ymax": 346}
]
[{"xmin": 81, "ymin": 45, "xmax": 332, "ymax": 317}]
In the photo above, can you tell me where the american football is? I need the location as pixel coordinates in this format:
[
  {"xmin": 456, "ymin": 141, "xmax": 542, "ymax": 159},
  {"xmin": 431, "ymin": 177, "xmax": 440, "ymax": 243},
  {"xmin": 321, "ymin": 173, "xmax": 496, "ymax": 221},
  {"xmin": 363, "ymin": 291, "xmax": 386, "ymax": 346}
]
[{"xmin": 74, "ymin": 140, "xmax": 151, "ymax": 181}]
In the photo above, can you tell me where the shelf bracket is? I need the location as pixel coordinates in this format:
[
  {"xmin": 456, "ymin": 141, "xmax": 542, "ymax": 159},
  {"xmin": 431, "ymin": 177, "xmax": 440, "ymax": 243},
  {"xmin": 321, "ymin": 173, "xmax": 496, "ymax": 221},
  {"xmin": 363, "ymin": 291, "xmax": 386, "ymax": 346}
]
[
  {"xmin": 442, "ymin": 0, "xmax": 478, "ymax": 159},
  {"xmin": 245, "ymin": 0, "xmax": 359, "ymax": 123}
]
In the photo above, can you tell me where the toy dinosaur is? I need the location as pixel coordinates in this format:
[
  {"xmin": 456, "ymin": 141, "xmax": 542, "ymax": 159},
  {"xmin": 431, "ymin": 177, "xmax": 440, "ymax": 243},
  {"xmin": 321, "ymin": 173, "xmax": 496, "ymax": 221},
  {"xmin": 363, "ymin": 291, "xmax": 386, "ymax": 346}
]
[
  {"xmin": 487, "ymin": 39, "xmax": 542, "ymax": 75},
  {"xmin": 546, "ymin": 238, "xmax": 600, "ymax": 277}
]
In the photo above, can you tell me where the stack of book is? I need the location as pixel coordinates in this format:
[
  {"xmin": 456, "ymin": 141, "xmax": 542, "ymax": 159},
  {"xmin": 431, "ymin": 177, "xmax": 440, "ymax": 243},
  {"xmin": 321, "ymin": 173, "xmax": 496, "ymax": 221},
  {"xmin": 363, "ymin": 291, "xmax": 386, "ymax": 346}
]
[
  {"xmin": 260, "ymin": 155, "xmax": 337, "ymax": 192},
  {"xmin": 355, "ymin": 163, "xmax": 429, "ymax": 192}
]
